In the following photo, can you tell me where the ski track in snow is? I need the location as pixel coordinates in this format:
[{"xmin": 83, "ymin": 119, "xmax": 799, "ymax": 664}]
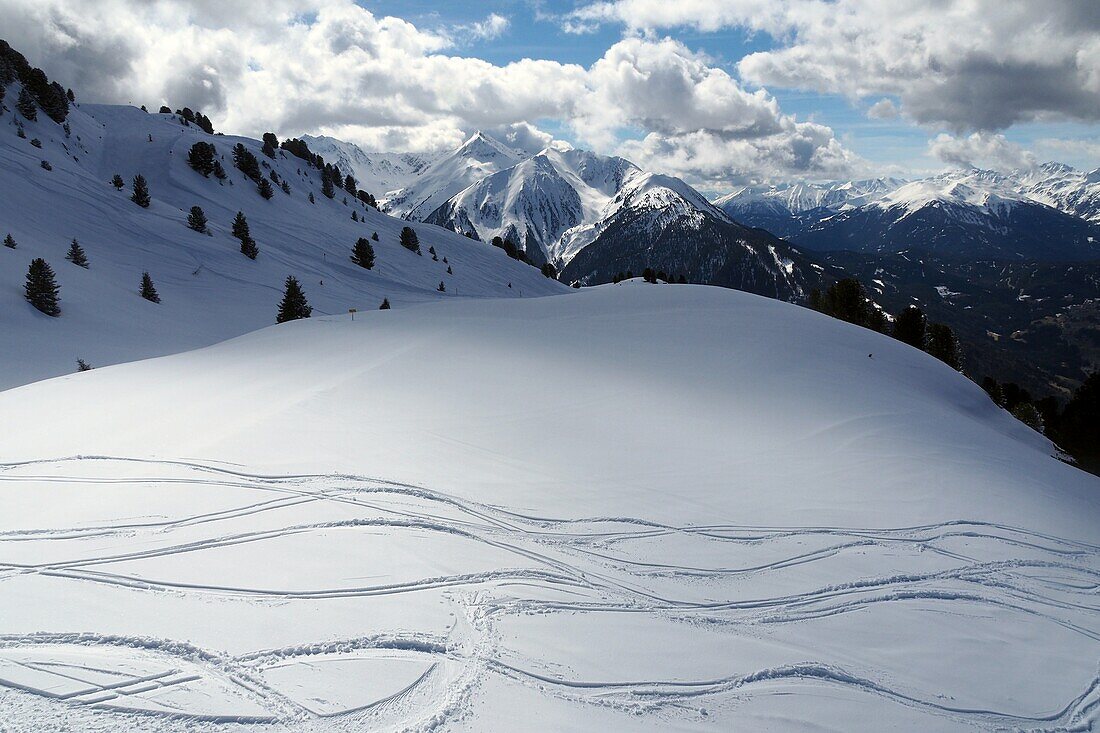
[{"xmin": 0, "ymin": 456, "xmax": 1098, "ymax": 731}]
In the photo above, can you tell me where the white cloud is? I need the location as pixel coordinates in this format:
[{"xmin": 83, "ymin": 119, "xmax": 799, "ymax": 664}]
[
  {"xmin": 867, "ymin": 98, "xmax": 898, "ymax": 120},
  {"xmin": 0, "ymin": 0, "xmax": 856, "ymax": 183},
  {"xmin": 928, "ymin": 132, "xmax": 1036, "ymax": 171},
  {"xmin": 567, "ymin": 0, "xmax": 1100, "ymax": 131},
  {"xmin": 450, "ymin": 13, "xmax": 511, "ymax": 43}
]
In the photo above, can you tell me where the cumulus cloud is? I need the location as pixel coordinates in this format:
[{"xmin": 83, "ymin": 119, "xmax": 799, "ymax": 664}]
[
  {"xmin": 928, "ymin": 132, "xmax": 1036, "ymax": 171},
  {"xmin": 867, "ymin": 99, "xmax": 899, "ymax": 121},
  {"xmin": 567, "ymin": 0, "xmax": 1100, "ymax": 131},
  {"xmin": 453, "ymin": 13, "xmax": 511, "ymax": 42},
  {"xmin": 0, "ymin": 0, "xmax": 856, "ymax": 183}
]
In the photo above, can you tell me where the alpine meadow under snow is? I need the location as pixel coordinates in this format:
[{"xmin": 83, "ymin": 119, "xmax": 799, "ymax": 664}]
[
  {"xmin": 2, "ymin": 285, "xmax": 1099, "ymax": 731},
  {"xmin": 1, "ymin": 8, "xmax": 1100, "ymax": 733}
]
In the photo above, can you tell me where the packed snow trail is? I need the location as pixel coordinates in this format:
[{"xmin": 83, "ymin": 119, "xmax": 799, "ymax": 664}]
[{"xmin": 0, "ymin": 285, "xmax": 1098, "ymax": 731}]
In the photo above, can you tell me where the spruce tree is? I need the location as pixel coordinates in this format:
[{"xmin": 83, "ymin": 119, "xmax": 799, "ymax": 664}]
[
  {"xmin": 186, "ymin": 141, "xmax": 216, "ymax": 177},
  {"xmin": 16, "ymin": 87, "xmax": 36, "ymax": 120},
  {"xmin": 892, "ymin": 306, "xmax": 927, "ymax": 349},
  {"xmin": 380, "ymin": 298, "xmax": 391, "ymax": 310},
  {"xmin": 280, "ymin": 180, "xmax": 290, "ymax": 194},
  {"xmin": 187, "ymin": 206, "xmax": 207, "ymax": 232},
  {"xmin": 351, "ymin": 210, "xmax": 358, "ymax": 222},
  {"xmin": 131, "ymin": 174, "xmax": 151, "ymax": 207},
  {"xmin": 437, "ymin": 281, "xmax": 446, "ymax": 292},
  {"xmin": 257, "ymin": 178, "xmax": 275, "ymax": 200},
  {"xmin": 447, "ymin": 265, "xmax": 453, "ymax": 274},
  {"xmin": 140, "ymin": 271, "xmax": 160, "ymax": 303},
  {"xmin": 24, "ymin": 258, "xmax": 60, "ymax": 316},
  {"xmin": 344, "ymin": 174, "xmax": 356, "ymax": 194},
  {"xmin": 213, "ymin": 160, "xmax": 227, "ymax": 181},
  {"xmin": 321, "ymin": 170, "xmax": 335, "ymax": 199},
  {"xmin": 371, "ymin": 231, "xmax": 379, "ymax": 241},
  {"xmin": 308, "ymin": 192, "xmax": 315, "ymax": 204},
  {"xmin": 240, "ymin": 237, "xmax": 259, "ymax": 260},
  {"xmin": 111, "ymin": 174, "xmax": 124, "ymax": 190},
  {"xmin": 351, "ymin": 237, "xmax": 375, "ymax": 269},
  {"xmin": 65, "ymin": 238, "xmax": 88, "ymax": 267},
  {"xmin": 400, "ymin": 226, "xmax": 421, "ymax": 254},
  {"xmin": 926, "ymin": 323, "xmax": 961, "ymax": 370},
  {"xmin": 3, "ymin": 233, "xmax": 16, "ymax": 249},
  {"xmin": 231, "ymin": 211, "xmax": 250, "ymax": 241},
  {"xmin": 276, "ymin": 276, "xmax": 312, "ymax": 323},
  {"xmin": 76, "ymin": 358, "xmax": 92, "ymax": 371}
]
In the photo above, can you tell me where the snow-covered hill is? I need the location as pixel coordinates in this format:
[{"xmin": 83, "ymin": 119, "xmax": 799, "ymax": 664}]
[
  {"xmin": 0, "ymin": 284, "xmax": 1097, "ymax": 731},
  {"xmin": 298, "ymin": 134, "xmax": 435, "ymax": 198},
  {"xmin": 1017, "ymin": 161, "xmax": 1100, "ymax": 223},
  {"xmin": 0, "ymin": 94, "xmax": 564, "ymax": 391}
]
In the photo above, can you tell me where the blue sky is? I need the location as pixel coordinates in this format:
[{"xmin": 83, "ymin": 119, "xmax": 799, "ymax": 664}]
[{"xmin": 363, "ymin": 0, "xmax": 1100, "ymax": 177}]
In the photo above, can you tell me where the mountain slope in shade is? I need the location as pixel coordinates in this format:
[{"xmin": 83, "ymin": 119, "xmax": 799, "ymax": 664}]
[
  {"xmin": 385, "ymin": 131, "xmax": 524, "ymax": 220},
  {"xmin": 561, "ymin": 173, "xmax": 835, "ymax": 298},
  {"xmin": 0, "ymin": 285, "xmax": 1096, "ymax": 731},
  {"xmin": 0, "ymin": 94, "xmax": 564, "ymax": 390},
  {"xmin": 298, "ymin": 134, "xmax": 435, "ymax": 197}
]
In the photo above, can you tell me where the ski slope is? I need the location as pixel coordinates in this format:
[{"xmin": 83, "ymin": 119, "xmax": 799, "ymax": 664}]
[
  {"xmin": 0, "ymin": 284, "xmax": 1097, "ymax": 731},
  {"xmin": 0, "ymin": 100, "xmax": 563, "ymax": 390}
]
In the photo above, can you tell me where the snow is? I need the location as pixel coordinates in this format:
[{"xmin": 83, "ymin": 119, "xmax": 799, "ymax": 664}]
[
  {"xmin": 0, "ymin": 103, "xmax": 564, "ymax": 390},
  {"xmin": 298, "ymin": 134, "xmax": 436, "ymax": 198},
  {"xmin": 0, "ymin": 284, "xmax": 1097, "ymax": 731}
]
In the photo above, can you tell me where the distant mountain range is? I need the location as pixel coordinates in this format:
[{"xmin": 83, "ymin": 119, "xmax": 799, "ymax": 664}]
[{"xmin": 716, "ymin": 166, "xmax": 1100, "ymax": 261}]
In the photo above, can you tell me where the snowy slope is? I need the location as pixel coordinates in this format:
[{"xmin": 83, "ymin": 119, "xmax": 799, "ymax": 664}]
[
  {"xmin": 0, "ymin": 284, "xmax": 1097, "ymax": 731},
  {"xmin": 298, "ymin": 134, "xmax": 435, "ymax": 198},
  {"xmin": 385, "ymin": 131, "xmax": 525, "ymax": 220},
  {"xmin": 0, "ymin": 98, "xmax": 564, "ymax": 390},
  {"xmin": 1016, "ymin": 161, "xmax": 1100, "ymax": 223},
  {"xmin": 425, "ymin": 146, "xmax": 638, "ymax": 265}
]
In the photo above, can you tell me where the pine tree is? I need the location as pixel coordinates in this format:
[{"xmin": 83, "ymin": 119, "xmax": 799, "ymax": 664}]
[
  {"xmin": 308, "ymin": 192, "xmax": 315, "ymax": 204},
  {"xmin": 351, "ymin": 237, "xmax": 375, "ymax": 269},
  {"xmin": 321, "ymin": 170, "xmax": 335, "ymax": 199},
  {"xmin": 276, "ymin": 276, "xmax": 312, "ymax": 323},
  {"xmin": 257, "ymin": 177, "xmax": 275, "ymax": 200},
  {"xmin": 140, "ymin": 271, "xmax": 160, "ymax": 303},
  {"xmin": 437, "ymin": 281, "xmax": 446, "ymax": 292},
  {"xmin": 926, "ymin": 323, "xmax": 961, "ymax": 370},
  {"xmin": 131, "ymin": 174, "xmax": 151, "ymax": 207},
  {"xmin": 24, "ymin": 258, "xmax": 60, "ymax": 316},
  {"xmin": 380, "ymin": 298, "xmax": 391, "ymax": 310},
  {"xmin": 371, "ymin": 231, "xmax": 379, "ymax": 241},
  {"xmin": 240, "ymin": 236, "xmax": 259, "ymax": 260},
  {"xmin": 280, "ymin": 180, "xmax": 290, "ymax": 194},
  {"xmin": 16, "ymin": 87, "xmax": 36, "ymax": 120},
  {"xmin": 231, "ymin": 211, "xmax": 250, "ymax": 241},
  {"xmin": 344, "ymin": 174, "xmax": 356, "ymax": 194},
  {"xmin": 447, "ymin": 265, "xmax": 453, "ymax": 274},
  {"xmin": 213, "ymin": 160, "xmax": 227, "ymax": 181},
  {"xmin": 892, "ymin": 306, "xmax": 927, "ymax": 349},
  {"xmin": 3, "ymin": 233, "xmax": 15, "ymax": 249},
  {"xmin": 187, "ymin": 206, "xmax": 207, "ymax": 232},
  {"xmin": 111, "ymin": 174, "xmax": 124, "ymax": 190},
  {"xmin": 186, "ymin": 141, "xmax": 216, "ymax": 177},
  {"xmin": 351, "ymin": 210, "xmax": 358, "ymax": 222},
  {"xmin": 76, "ymin": 358, "xmax": 92, "ymax": 371},
  {"xmin": 400, "ymin": 226, "xmax": 421, "ymax": 254},
  {"xmin": 65, "ymin": 238, "xmax": 88, "ymax": 267}
]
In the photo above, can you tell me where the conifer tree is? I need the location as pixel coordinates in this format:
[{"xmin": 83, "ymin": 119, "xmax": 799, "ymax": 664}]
[
  {"xmin": 437, "ymin": 281, "xmax": 446, "ymax": 292},
  {"xmin": 187, "ymin": 206, "xmax": 207, "ymax": 232},
  {"xmin": 65, "ymin": 238, "xmax": 88, "ymax": 267},
  {"xmin": 344, "ymin": 174, "xmax": 356, "ymax": 194},
  {"xmin": 231, "ymin": 211, "xmax": 250, "ymax": 241},
  {"xmin": 280, "ymin": 180, "xmax": 291, "ymax": 194},
  {"xmin": 3, "ymin": 233, "xmax": 16, "ymax": 249},
  {"xmin": 257, "ymin": 177, "xmax": 275, "ymax": 200},
  {"xmin": 186, "ymin": 141, "xmax": 216, "ymax": 176},
  {"xmin": 926, "ymin": 323, "xmax": 961, "ymax": 370},
  {"xmin": 541, "ymin": 263, "xmax": 557, "ymax": 279},
  {"xmin": 212, "ymin": 160, "xmax": 227, "ymax": 181},
  {"xmin": 321, "ymin": 170, "xmax": 335, "ymax": 199},
  {"xmin": 351, "ymin": 237, "xmax": 375, "ymax": 269},
  {"xmin": 380, "ymin": 298, "xmax": 390, "ymax": 309},
  {"xmin": 276, "ymin": 276, "xmax": 312, "ymax": 323},
  {"xmin": 140, "ymin": 271, "xmax": 160, "ymax": 303},
  {"xmin": 240, "ymin": 236, "xmax": 259, "ymax": 260},
  {"xmin": 111, "ymin": 174, "xmax": 124, "ymax": 190},
  {"xmin": 131, "ymin": 174, "xmax": 151, "ymax": 207},
  {"xmin": 447, "ymin": 265, "xmax": 453, "ymax": 274},
  {"xmin": 371, "ymin": 231, "xmax": 379, "ymax": 241},
  {"xmin": 400, "ymin": 226, "xmax": 421, "ymax": 254},
  {"xmin": 16, "ymin": 87, "xmax": 36, "ymax": 120},
  {"xmin": 308, "ymin": 192, "xmax": 315, "ymax": 204},
  {"xmin": 892, "ymin": 306, "xmax": 927, "ymax": 349},
  {"xmin": 351, "ymin": 210, "xmax": 358, "ymax": 222},
  {"xmin": 76, "ymin": 358, "xmax": 92, "ymax": 371},
  {"xmin": 24, "ymin": 258, "xmax": 60, "ymax": 316}
]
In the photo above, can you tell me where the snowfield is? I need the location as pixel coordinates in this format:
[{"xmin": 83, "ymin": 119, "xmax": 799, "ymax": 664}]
[
  {"xmin": 0, "ymin": 101, "xmax": 563, "ymax": 391},
  {"xmin": 0, "ymin": 284, "xmax": 1098, "ymax": 731}
]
